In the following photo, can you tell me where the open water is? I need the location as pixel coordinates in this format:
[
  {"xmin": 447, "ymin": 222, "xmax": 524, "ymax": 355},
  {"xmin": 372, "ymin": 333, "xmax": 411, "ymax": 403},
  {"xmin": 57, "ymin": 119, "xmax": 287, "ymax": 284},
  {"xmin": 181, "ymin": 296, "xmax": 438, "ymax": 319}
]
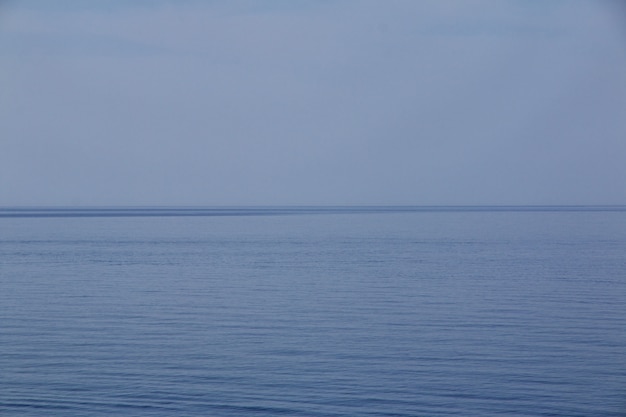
[{"xmin": 1, "ymin": 207, "xmax": 625, "ymax": 416}]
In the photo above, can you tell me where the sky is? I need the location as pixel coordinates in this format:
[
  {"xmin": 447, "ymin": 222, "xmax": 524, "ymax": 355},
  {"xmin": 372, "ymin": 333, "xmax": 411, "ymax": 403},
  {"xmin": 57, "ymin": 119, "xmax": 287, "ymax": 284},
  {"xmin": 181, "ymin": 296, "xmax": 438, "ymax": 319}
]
[{"xmin": 1, "ymin": 0, "xmax": 625, "ymax": 206}]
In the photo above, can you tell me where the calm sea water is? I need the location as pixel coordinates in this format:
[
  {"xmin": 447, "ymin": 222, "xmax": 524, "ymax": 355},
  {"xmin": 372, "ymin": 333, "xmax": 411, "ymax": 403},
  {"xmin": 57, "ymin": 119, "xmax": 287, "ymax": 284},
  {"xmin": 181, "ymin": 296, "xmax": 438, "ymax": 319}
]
[{"xmin": 1, "ymin": 208, "xmax": 625, "ymax": 416}]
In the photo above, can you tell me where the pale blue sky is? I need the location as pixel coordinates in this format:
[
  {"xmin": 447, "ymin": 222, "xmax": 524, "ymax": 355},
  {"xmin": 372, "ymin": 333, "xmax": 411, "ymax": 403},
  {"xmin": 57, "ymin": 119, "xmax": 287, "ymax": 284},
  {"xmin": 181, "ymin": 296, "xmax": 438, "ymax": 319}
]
[{"xmin": 1, "ymin": 0, "xmax": 625, "ymax": 206}]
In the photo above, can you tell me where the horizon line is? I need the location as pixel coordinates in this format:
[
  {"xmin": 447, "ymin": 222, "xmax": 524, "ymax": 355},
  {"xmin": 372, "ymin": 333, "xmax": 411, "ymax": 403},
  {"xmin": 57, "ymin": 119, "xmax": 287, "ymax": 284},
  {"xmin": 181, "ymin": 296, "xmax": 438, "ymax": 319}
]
[
  {"xmin": 1, "ymin": 204, "xmax": 625, "ymax": 218},
  {"xmin": 2, "ymin": 203, "xmax": 626, "ymax": 207}
]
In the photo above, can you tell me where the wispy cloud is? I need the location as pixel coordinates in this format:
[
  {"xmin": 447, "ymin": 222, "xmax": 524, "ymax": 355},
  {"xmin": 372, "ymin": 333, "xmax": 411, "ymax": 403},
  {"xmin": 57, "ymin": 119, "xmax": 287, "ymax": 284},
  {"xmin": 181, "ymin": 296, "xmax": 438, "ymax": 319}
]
[{"xmin": 0, "ymin": 31, "xmax": 171, "ymax": 56}]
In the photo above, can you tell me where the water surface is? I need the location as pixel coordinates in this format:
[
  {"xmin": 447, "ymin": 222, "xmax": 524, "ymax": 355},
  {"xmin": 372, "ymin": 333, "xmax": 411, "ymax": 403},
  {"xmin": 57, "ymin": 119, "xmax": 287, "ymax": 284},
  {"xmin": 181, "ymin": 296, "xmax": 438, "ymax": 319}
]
[{"xmin": 2, "ymin": 207, "xmax": 625, "ymax": 416}]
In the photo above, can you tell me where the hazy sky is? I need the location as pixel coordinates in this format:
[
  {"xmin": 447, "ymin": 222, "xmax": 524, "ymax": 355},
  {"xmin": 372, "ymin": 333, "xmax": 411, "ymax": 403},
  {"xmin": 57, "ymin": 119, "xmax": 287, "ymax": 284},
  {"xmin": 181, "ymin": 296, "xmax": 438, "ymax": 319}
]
[{"xmin": 1, "ymin": 0, "xmax": 625, "ymax": 206}]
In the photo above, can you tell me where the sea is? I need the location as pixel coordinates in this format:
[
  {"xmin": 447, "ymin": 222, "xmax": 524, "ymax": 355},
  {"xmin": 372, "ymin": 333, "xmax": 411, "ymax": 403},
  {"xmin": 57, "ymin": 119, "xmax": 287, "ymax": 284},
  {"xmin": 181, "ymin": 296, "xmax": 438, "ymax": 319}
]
[{"xmin": 1, "ymin": 206, "xmax": 625, "ymax": 416}]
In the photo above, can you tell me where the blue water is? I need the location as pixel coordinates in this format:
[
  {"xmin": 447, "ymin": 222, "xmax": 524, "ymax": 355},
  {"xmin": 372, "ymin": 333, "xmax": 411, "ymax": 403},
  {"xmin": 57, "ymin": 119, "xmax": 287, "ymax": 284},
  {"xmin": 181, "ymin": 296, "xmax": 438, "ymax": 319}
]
[{"xmin": 1, "ymin": 207, "xmax": 625, "ymax": 416}]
